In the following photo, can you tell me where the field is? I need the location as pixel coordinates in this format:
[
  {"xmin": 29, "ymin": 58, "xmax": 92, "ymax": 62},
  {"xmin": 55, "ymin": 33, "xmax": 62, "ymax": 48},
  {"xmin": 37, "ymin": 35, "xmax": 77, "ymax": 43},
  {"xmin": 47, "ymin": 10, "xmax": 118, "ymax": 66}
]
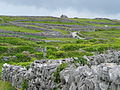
[{"xmin": 1, "ymin": 16, "xmax": 120, "ymax": 89}]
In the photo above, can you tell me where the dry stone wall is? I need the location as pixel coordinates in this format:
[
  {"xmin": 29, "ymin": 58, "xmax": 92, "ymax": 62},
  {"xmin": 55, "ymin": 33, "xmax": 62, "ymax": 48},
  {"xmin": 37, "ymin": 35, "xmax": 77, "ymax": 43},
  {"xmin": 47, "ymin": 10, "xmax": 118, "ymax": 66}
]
[
  {"xmin": 84, "ymin": 50, "xmax": 120, "ymax": 65},
  {"xmin": 2, "ymin": 51, "xmax": 120, "ymax": 90},
  {"xmin": 2, "ymin": 58, "xmax": 74, "ymax": 90}
]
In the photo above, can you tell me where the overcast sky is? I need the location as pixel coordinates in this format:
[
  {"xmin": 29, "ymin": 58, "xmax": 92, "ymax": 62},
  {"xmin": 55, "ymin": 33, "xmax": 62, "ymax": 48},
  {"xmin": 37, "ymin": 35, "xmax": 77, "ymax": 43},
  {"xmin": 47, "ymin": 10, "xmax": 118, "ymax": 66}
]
[{"xmin": 0, "ymin": 0, "xmax": 120, "ymax": 19}]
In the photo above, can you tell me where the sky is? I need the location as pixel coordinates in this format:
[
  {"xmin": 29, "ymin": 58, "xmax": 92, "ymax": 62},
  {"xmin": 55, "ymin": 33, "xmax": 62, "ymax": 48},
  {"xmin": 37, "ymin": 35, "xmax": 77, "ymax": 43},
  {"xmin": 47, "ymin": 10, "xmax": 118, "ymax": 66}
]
[{"xmin": 0, "ymin": 0, "xmax": 120, "ymax": 19}]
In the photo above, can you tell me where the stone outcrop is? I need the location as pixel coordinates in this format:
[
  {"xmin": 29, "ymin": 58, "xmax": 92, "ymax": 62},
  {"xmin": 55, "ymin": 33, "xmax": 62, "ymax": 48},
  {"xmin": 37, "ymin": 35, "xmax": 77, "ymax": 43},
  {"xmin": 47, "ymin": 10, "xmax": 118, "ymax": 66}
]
[{"xmin": 2, "ymin": 51, "xmax": 120, "ymax": 90}]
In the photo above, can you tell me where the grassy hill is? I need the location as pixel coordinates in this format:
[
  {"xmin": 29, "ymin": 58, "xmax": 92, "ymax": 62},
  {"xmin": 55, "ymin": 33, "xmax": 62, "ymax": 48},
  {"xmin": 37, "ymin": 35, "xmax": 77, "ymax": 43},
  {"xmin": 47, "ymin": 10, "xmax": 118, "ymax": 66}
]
[{"xmin": 1, "ymin": 16, "xmax": 120, "ymax": 89}]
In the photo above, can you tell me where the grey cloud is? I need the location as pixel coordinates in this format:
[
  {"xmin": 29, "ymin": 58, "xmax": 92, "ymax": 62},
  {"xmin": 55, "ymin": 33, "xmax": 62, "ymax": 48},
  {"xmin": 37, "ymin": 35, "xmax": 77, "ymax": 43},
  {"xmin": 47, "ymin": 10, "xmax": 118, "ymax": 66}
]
[
  {"xmin": 0, "ymin": 0, "xmax": 120, "ymax": 18},
  {"xmin": 1, "ymin": 0, "xmax": 120, "ymax": 14}
]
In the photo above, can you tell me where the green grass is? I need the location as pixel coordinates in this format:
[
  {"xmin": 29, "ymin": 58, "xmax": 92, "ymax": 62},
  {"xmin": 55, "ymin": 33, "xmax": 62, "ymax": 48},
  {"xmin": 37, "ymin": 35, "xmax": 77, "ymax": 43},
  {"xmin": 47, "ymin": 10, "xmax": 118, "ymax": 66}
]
[
  {"xmin": 0, "ymin": 36, "xmax": 37, "ymax": 46},
  {"xmin": 0, "ymin": 16, "xmax": 29, "ymax": 22},
  {"xmin": 0, "ymin": 63, "xmax": 15, "ymax": 90},
  {"xmin": 0, "ymin": 25, "xmax": 43, "ymax": 33},
  {"xmin": 0, "ymin": 80, "xmax": 15, "ymax": 90},
  {"xmin": 70, "ymin": 18, "xmax": 115, "ymax": 23},
  {"xmin": 43, "ymin": 38, "xmax": 77, "ymax": 42},
  {"xmin": 20, "ymin": 20, "xmax": 83, "ymax": 25},
  {"xmin": 80, "ymin": 28, "xmax": 120, "ymax": 39},
  {"xmin": 27, "ymin": 25, "xmax": 45, "ymax": 28},
  {"xmin": 0, "ymin": 32, "xmax": 46, "ymax": 40},
  {"xmin": 51, "ymin": 29, "xmax": 69, "ymax": 34},
  {"xmin": 70, "ymin": 18, "xmax": 120, "ymax": 27},
  {"xmin": 27, "ymin": 25, "xmax": 69, "ymax": 34}
]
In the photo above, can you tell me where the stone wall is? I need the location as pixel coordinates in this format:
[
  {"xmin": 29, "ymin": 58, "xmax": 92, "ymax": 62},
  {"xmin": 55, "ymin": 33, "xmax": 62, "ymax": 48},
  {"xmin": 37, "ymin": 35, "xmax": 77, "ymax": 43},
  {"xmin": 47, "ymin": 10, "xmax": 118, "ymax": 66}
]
[
  {"xmin": 2, "ymin": 58, "xmax": 74, "ymax": 90},
  {"xmin": 84, "ymin": 50, "xmax": 120, "ymax": 65},
  {"xmin": 9, "ymin": 22, "xmax": 72, "ymax": 38},
  {"xmin": 2, "ymin": 51, "xmax": 120, "ymax": 90}
]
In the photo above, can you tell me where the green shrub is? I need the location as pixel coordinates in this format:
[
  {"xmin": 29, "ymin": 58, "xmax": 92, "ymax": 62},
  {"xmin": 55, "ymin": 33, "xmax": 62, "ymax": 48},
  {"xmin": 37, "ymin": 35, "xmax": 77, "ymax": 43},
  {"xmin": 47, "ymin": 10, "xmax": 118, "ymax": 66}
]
[
  {"xmin": 61, "ymin": 44, "xmax": 80, "ymax": 51},
  {"xmin": 47, "ymin": 49, "xmax": 56, "ymax": 59},
  {"xmin": 14, "ymin": 53, "xmax": 31, "ymax": 62},
  {"xmin": 88, "ymin": 38, "xmax": 98, "ymax": 43},
  {"xmin": 55, "ymin": 51, "xmax": 65, "ymax": 58},
  {"xmin": 47, "ymin": 46, "xmax": 57, "ymax": 51},
  {"xmin": 7, "ymin": 46, "xmax": 35, "ymax": 55},
  {"xmin": 22, "ymin": 80, "xmax": 28, "ymax": 90},
  {"xmin": 11, "ymin": 62, "xmax": 32, "ymax": 67},
  {"xmin": 83, "ymin": 44, "xmax": 109, "ymax": 53},
  {"xmin": 0, "ymin": 80, "xmax": 15, "ymax": 90},
  {"xmin": 0, "ymin": 37, "xmax": 36, "ymax": 46},
  {"xmin": 53, "ymin": 63, "xmax": 68, "ymax": 83},
  {"xmin": 95, "ymin": 39, "xmax": 109, "ymax": 44},
  {"xmin": 95, "ymin": 28, "xmax": 105, "ymax": 31},
  {"xmin": 47, "ymin": 55, "xmax": 56, "ymax": 59},
  {"xmin": 96, "ymin": 46, "xmax": 108, "ymax": 53},
  {"xmin": 76, "ymin": 39, "xmax": 85, "ymax": 43},
  {"xmin": 25, "ymin": 65, "xmax": 30, "ymax": 70},
  {"xmin": 111, "ymin": 44, "xmax": 120, "ymax": 50},
  {"xmin": 85, "ymin": 52, "xmax": 93, "ymax": 56},
  {"xmin": 36, "ymin": 41, "xmax": 46, "ymax": 44},
  {"xmin": 0, "ymin": 46, "xmax": 8, "ymax": 54},
  {"xmin": 83, "ymin": 47, "xmax": 96, "ymax": 52},
  {"xmin": 35, "ymin": 52, "xmax": 43, "ymax": 59},
  {"xmin": 73, "ymin": 57, "xmax": 88, "ymax": 65},
  {"xmin": 65, "ymin": 51, "xmax": 86, "ymax": 57}
]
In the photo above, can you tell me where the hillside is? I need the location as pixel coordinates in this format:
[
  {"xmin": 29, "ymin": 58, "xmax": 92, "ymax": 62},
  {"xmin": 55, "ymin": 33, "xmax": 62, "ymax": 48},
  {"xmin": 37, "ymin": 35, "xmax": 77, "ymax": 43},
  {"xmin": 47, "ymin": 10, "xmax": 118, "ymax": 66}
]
[{"xmin": 1, "ymin": 15, "xmax": 120, "ymax": 89}]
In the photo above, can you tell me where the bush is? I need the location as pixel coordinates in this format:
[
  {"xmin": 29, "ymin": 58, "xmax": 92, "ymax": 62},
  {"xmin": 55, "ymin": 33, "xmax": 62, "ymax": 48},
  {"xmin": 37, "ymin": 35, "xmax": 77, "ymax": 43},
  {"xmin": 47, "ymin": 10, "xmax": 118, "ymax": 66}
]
[
  {"xmin": 6, "ymin": 46, "xmax": 35, "ymax": 56},
  {"xmin": 76, "ymin": 39, "xmax": 85, "ymax": 43},
  {"xmin": 55, "ymin": 51, "xmax": 65, "ymax": 58},
  {"xmin": 65, "ymin": 51, "xmax": 90, "ymax": 58},
  {"xmin": 0, "ymin": 37, "xmax": 36, "ymax": 46},
  {"xmin": 35, "ymin": 52, "xmax": 43, "ymax": 59},
  {"xmin": 25, "ymin": 65, "xmax": 30, "ymax": 70},
  {"xmin": 88, "ymin": 39, "xmax": 98, "ymax": 43},
  {"xmin": 83, "ymin": 47, "xmax": 96, "ymax": 52},
  {"xmin": 11, "ymin": 62, "xmax": 32, "ymax": 67},
  {"xmin": 83, "ymin": 44, "xmax": 109, "ymax": 53},
  {"xmin": 95, "ymin": 28, "xmax": 105, "ymax": 31},
  {"xmin": 36, "ymin": 41, "xmax": 46, "ymax": 44},
  {"xmin": 53, "ymin": 63, "xmax": 68, "ymax": 83},
  {"xmin": 8, "ymin": 46, "xmax": 35, "ymax": 54},
  {"xmin": 0, "ymin": 46, "xmax": 8, "ymax": 54},
  {"xmin": 47, "ymin": 55, "xmax": 56, "ymax": 59},
  {"xmin": 73, "ymin": 57, "xmax": 88, "ymax": 65},
  {"xmin": 47, "ymin": 46, "xmax": 57, "ymax": 51},
  {"xmin": 111, "ymin": 44, "xmax": 120, "ymax": 50},
  {"xmin": 61, "ymin": 44, "xmax": 80, "ymax": 51},
  {"xmin": 47, "ymin": 49, "xmax": 56, "ymax": 59},
  {"xmin": 14, "ymin": 53, "xmax": 31, "ymax": 62},
  {"xmin": 22, "ymin": 80, "xmax": 28, "ymax": 90}
]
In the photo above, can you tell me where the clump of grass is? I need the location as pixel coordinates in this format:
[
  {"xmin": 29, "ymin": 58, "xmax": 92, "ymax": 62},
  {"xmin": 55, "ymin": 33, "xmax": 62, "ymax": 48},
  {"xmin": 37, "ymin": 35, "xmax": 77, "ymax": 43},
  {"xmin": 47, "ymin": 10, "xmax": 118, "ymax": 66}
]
[
  {"xmin": 22, "ymin": 80, "xmax": 28, "ymax": 90},
  {"xmin": 0, "ymin": 80, "xmax": 15, "ymax": 90}
]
